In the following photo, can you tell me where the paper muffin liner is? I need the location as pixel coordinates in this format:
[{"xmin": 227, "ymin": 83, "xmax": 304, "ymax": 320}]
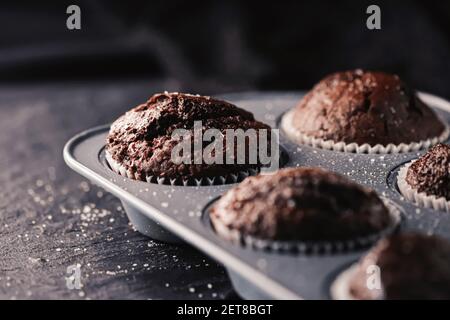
[
  {"xmin": 105, "ymin": 150, "xmax": 259, "ymax": 186},
  {"xmin": 280, "ymin": 110, "xmax": 450, "ymax": 154},
  {"xmin": 329, "ymin": 263, "xmax": 384, "ymax": 300},
  {"xmin": 210, "ymin": 197, "xmax": 402, "ymax": 255},
  {"xmin": 397, "ymin": 161, "xmax": 450, "ymax": 212}
]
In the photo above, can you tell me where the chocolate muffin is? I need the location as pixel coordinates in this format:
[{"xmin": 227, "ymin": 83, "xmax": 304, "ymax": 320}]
[
  {"xmin": 405, "ymin": 143, "xmax": 450, "ymax": 200},
  {"xmin": 347, "ymin": 233, "xmax": 450, "ymax": 300},
  {"xmin": 106, "ymin": 92, "xmax": 272, "ymax": 183},
  {"xmin": 210, "ymin": 167, "xmax": 393, "ymax": 243},
  {"xmin": 283, "ymin": 69, "xmax": 446, "ymax": 147}
]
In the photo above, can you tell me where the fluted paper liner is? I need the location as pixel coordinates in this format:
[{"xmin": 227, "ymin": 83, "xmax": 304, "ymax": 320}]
[
  {"xmin": 105, "ymin": 150, "xmax": 258, "ymax": 186},
  {"xmin": 210, "ymin": 197, "xmax": 402, "ymax": 255},
  {"xmin": 397, "ymin": 161, "xmax": 450, "ymax": 212},
  {"xmin": 281, "ymin": 110, "xmax": 450, "ymax": 154}
]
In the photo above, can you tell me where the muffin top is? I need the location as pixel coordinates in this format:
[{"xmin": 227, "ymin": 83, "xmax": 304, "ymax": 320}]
[
  {"xmin": 406, "ymin": 143, "xmax": 450, "ymax": 200},
  {"xmin": 349, "ymin": 233, "xmax": 450, "ymax": 300},
  {"xmin": 290, "ymin": 70, "xmax": 445, "ymax": 145},
  {"xmin": 106, "ymin": 92, "xmax": 271, "ymax": 181},
  {"xmin": 210, "ymin": 167, "xmax": 391, "ymax": 241}
]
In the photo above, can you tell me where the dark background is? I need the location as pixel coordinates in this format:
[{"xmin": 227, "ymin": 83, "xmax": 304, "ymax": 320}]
[
  {"xmin": 0, "ymin": 1, "xmax": 449, "ymax": 300},
  {"xmin": 1, "ymin": 0, "xmax": 449, "ymax": 97}
]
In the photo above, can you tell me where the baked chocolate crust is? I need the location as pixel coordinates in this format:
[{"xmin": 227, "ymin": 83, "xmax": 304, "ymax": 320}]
[
  {"xmin": 406, "ymin": 143, "xmax": 450, "ymax": 200},
  {"xmin": 290, "ymin": 70, "xmax": 445, "ymax": 145},
  {"xmin": 349, "ymin": 233, "xmax": 450, "ymax": 300},
  {"xmin": 210, "ymin": 167, "xmax": 391, "ymax": 241},
  {"xmin": 106, "ymin": 92, "xmax": 271, "ymax": 181}
]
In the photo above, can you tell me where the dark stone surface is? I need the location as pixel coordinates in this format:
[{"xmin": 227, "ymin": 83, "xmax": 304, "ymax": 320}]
[{"xmin": 0, "ymin": 80, "xmax": 235, "ymax": 300}]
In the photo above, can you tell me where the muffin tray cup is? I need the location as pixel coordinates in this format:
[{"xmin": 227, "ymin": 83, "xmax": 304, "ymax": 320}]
[{"xmin": 63, "ymin": 91, "xmax": 450, "ymax": 300}]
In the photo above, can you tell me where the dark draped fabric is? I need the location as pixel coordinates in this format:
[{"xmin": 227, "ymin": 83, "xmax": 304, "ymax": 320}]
[{"xmin": 0, "ymin": 0, "xmax": 448, "ymax": 97}]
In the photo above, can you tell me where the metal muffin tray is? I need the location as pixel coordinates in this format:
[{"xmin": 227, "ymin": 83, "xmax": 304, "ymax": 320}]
[{"xmin": 63, "ymin": 91, "xmax": 450, "ymax": 300}]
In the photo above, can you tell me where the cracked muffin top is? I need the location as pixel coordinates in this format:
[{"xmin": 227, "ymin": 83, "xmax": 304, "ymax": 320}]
[
  {"xmin": 406, "ymin": 143, "xmax": 450, "ymax": 200},
  {"xmin": 348, "ymin": 233, "xmax": 450, "ymax": 300},
  {"xmin": 210, "ymin": 167, "xmax": 391, "ymax": 242},
  {"xmin": 106, "ymin": 92, "xmax": 271, "ymax": 181},
  {"xmin": 289, "ymin": 70, "xmax": 445, "ymax": 145}
]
